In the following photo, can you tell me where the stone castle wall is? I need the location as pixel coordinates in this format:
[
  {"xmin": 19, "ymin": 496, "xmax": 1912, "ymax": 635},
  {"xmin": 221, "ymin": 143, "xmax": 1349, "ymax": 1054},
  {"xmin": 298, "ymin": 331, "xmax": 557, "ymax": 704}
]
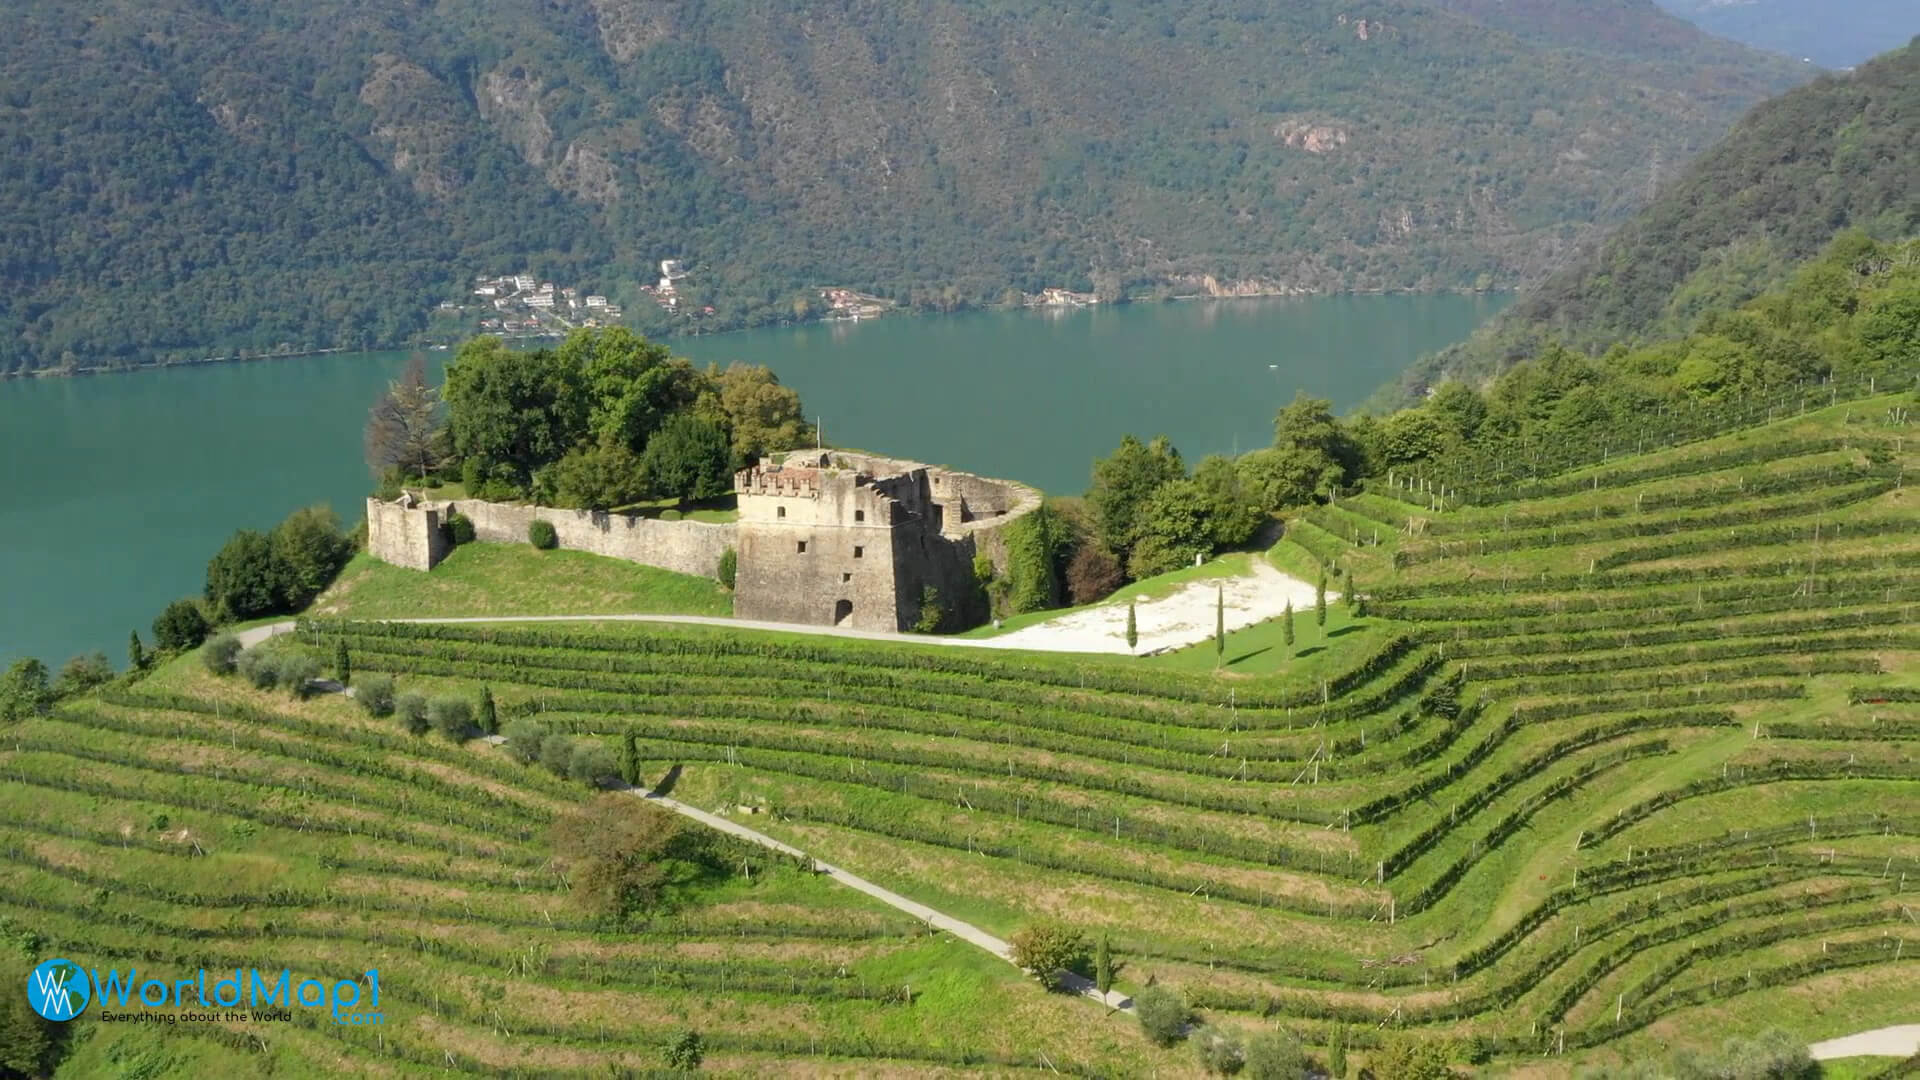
[
  {"xmin": 364, "ymin": 450, "xmax": 1039, "ymax": 633},
  {"xmin": 365, "ymin": 496, "xmax": 735, "ymax": 579},
  {"xmin": 447, "ymin": 499, "xmax": 735, "ymax": 580},
  {"xmin": 365, "ymin": 498, "xmax": 449, "ymax": 572}
]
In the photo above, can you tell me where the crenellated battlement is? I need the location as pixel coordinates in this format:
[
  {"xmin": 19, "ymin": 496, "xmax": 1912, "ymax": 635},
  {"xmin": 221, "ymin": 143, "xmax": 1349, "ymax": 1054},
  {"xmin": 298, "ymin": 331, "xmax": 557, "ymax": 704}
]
[{"xmin": 734, "ymin": 464, "xmax": 828, "ymax": 498}]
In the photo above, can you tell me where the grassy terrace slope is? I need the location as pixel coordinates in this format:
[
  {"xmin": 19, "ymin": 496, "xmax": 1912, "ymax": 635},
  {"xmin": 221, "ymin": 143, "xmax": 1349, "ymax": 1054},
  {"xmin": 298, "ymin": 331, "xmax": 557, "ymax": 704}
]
[
  {"xmin": 5, "ymin": 665, "xmax": 1151, "ymax": 1076},
  {"xmin": 289, "ymin": 393, "xmax": 1918, "ymax": 1070},
  {"xmin": 11, "ymin": 393, "xmax": 1915, "ymax": 1074}
]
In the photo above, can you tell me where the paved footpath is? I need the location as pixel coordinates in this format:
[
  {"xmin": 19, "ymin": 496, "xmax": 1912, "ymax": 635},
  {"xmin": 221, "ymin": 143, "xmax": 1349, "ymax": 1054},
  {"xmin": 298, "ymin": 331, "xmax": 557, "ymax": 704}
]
[{"xmin": 1808, "ymin": 1025, "xmax": 1920, "ymax": 1060}]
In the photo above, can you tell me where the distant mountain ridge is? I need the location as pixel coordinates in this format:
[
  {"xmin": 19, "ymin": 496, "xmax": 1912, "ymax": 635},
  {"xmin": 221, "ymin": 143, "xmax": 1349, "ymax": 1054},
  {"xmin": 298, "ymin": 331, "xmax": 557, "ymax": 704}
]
[
  {"xmin": 0, "ymin": 0, "xmax": 1809, "ymax": 373},
  {"xmin": 1378, "ymin": 39, "xmax": 1920, "ymax": 408},
  {"xmin": 1653, "ymin": 0, "xmax": 1920, "ymax": 67}
]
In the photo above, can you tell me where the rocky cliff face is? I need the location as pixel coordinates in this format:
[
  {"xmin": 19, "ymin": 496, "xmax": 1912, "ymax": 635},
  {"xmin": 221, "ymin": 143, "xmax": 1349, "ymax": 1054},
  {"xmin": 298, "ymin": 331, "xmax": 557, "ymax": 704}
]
[{"xmin": 0, "ymin": 0, "xmax": 1817, "ymax": 371}]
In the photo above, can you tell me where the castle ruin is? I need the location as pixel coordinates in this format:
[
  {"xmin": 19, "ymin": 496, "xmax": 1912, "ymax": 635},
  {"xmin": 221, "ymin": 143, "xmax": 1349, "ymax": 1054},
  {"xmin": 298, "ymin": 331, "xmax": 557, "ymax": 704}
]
[{"xmin": 365, "ymin": 451, "xmax": 1041, "ymax": 633}]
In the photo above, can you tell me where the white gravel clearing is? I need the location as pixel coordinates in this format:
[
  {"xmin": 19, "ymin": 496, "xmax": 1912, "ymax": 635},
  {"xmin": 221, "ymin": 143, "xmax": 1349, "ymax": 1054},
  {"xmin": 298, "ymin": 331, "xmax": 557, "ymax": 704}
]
[{"xmin": 992, "ymin": 560, "xmax": 1333, "ymax": 655}]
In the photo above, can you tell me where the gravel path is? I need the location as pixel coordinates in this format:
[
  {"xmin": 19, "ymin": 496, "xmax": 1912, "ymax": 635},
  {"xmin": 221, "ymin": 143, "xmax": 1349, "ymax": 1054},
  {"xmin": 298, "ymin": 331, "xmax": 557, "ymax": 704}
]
[
  {"xmin": 237, "ymin": 558, "xmax": 1319, "ymax": 657},
  {"xmin": 1808, "ymin": 1025, "xmax": 1920, "ymax": 1060}
]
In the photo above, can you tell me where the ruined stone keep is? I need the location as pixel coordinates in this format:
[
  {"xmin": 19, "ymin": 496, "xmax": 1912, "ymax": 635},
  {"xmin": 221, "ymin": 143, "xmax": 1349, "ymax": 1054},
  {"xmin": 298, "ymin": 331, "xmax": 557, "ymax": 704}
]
[{"xmin": 365, "ymin": 452, "xmax": 1040, "ymax": 633}]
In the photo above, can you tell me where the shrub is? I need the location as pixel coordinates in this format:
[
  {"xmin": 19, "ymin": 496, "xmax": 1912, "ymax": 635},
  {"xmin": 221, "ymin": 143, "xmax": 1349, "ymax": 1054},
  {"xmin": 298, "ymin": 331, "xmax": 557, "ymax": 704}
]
[
  {"xmin": 664, "ymin": 1030, "xmax": 704, "ymax": 1071},
  {"xmin": 1008, "ymin": 921, "xmax": 1086, "ymax": 992},
  {"xmin": 1671, "ymin": 1028, "xmax": 1817, "ymax": 1080},
  {"xmin": 355, "ymin": 673, "xmax": 396, "ymax": 717},
  {"xmin": 620, "ymin": 730, "xmax": 643, "ymax": 787},
  {"xmin": 567, "ymin": 741, "xmax": 619, "ymax": 786},
  {"xmin": 717, "ymin": 547, "xmax": 737, "ymax": 589},
  {"xmin": 443, "ymin": 511, "xmax": 476, "ymax": 546},
  {"xmin": 476, "ymin": 685, "xmax": 497, "ymax": 734},
  {"xmin": 1066, "ymin": 543, "xmax": 1125, "ymax": 605},
  {"xmin": 1371, "ymin": 1033, "xmax": 1451, "ymax": 1080},
  {"xmin": 200, "ymin": 634, "xmax": 242, "ymax": 676},
  {"xmin": 205, "ymin": 529, "xmax": 277, "ymax": 620},
  {"xmin": 539, "ymin": 732, "xmax": 576, "ymax": 776},
  {"xmin": 0, "ymin": 659, "xmax": 52, "ymax": 722},
  {"xmin": 502, "ymin": 719, "xmax": 548, "ymax": 764},
  {"xmin": 1195, "ymin": 1029, "xmax": 1245, "ymax": 1075},
  {"xmin": 427, "ymin": 697, "xmax": 473, "ymax": 741},
  {"xmin": 659, "ymin": 508, "xmax": 682, "ymax": 521},
  {"xmin": 395, "ymin": 691, "xmax": 431, "ymax": 736},
  {"xmin": 278, "ymin": 654, "xmax": 323, "ymax": 698},
  {"xmin": 911, "ymin": 586, "xmax": 945, "ymax": 634},
  {"xmin": 236, "ymin": 649, "xmax": 282, "ymax": 691},
  {"xmin": 550, "ymin": 796, "xmax": 716, "ymax": 920},
  {"xmin": 268, "ymin": 506, "xmax": 354, "ymax": 609},
  {"xmin": 152, "ymin": 599, "xmax": 210, "ymax": 651},
  {"xmin": 1135, "ymin": 986, "xmax": 1188, "ymax": 1047},
  {"xmin": 55, "ymin": 652, "xmax": 115, "ymax": 696},
  {"xmin": 528, "ymin": 519, "xmax": 558, "ymax": 550},
  {"xmin": 1243, "ymin": 1031, "xmax": 1306, "ymax": 1080}
]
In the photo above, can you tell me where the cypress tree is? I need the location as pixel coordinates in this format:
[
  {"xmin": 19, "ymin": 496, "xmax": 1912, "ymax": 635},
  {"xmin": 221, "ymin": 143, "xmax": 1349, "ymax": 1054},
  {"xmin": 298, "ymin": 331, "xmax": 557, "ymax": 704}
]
[
  {"xmin": 1315, "ymin": 572, "xmax": 1328, "ymax": 627},
  {"xmin": 621, "ymin": 729, "xmax": 642, "ymax": 788},
  {"xmin": 1095, "ymin": 934, "xmax": 1114, "ymax": 998},
  {"xmin": 334, "ymin": 640, "xmax": 351, "ymax": 686},
  {"xmin": 128, "ymin": 631, "xmax": 145, "ymax": 672},
  {"xmin": 1125, "ymin": 602, "xmax": 1138, "ymax": 652},
  {"xmin": 1329, "ymin": 1023, "xmax": 1348, "ymax": 1079},
  {"xmin": 477, "ymin": 685, "xmax": 497, "ymax": 734},
  {"xmin": 1350, "ymin": 578, "xmax": 1366, "ymax": 617},
  {"xmin": 1214, "ymin": 585, "xmax": 1225, "ymax": 662},
  {"xmin": 1283, "ymin": 600, "xmax": 1295, "ymax": 652}
]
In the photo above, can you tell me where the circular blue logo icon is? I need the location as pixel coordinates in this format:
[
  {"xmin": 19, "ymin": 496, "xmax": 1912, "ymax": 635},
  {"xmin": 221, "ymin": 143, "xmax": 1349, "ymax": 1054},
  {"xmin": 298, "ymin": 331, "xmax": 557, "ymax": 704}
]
[{"xmin": 26, "ymin": 959, "xmax": 89, "ymax": 1022}]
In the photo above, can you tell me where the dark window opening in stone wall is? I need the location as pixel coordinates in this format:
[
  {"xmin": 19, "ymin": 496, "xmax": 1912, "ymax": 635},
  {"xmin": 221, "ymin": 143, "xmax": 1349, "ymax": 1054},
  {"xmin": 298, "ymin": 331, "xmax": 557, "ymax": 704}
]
[
  {"xmin": 777, "ymin": 506, "xmax": 786, "ymax": 519},
  {"xmin": 854, "ymin": 546, "xmax": 864, "ymax": 559},
  {"xmin": 855, "ymin": 510, "xmax": 865, "ymax": 522},
  {"xmin": 842, "ymin": 572, "xmax": 851, "ymax": 582},
  {"xmin": 797, "ymin": 541, "xmax": 807, "ymax": 554}
]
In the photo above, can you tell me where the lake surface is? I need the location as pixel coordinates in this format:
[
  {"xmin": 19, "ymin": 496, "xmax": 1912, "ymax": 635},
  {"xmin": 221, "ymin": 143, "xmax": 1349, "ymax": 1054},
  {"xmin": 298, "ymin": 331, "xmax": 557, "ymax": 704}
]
[{"xmin": 0, "ymin": 294, "xmax": 1505, "ymax": 667}]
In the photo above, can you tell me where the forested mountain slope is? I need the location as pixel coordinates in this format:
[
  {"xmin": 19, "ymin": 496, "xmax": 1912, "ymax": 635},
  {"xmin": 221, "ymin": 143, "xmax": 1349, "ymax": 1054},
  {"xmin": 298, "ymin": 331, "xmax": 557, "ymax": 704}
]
[
  {"xmin": 1654, "ymin": 0, "xmax": 1920, "ymax": 68},
  {"xmin": 0, "ymin": 0, "xmax": 1805, "ymax": 373},
  {"xmin": 1380, "ymin": 39, "xmax": 1920, "ymax": 408}
]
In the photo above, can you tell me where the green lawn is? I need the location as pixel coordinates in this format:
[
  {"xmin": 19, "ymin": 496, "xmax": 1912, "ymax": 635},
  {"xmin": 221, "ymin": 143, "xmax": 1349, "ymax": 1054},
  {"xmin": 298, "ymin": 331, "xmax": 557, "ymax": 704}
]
[
  {"xmin": 312, "ymin": 545, "xmax": 734, "ymax": 619},
  {"xmin": 1140, "ymin": 601, "xmax": 1383, "ymax": 678}
]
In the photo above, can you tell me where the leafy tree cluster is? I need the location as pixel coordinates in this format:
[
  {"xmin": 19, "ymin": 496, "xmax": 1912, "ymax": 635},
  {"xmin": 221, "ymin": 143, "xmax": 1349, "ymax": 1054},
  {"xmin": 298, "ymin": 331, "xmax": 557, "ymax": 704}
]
[
  {"xmin": 548, "ymin": 794, "xmax": 736, "ymax": 922},
  {"xmin": 1072, "ymin": 392, "xmax": 1356, "ymax": 592},
  {"xmin": 427, "ymin": 329, "xmax": 811, "ymax": 509},
  {"xmin": 203, "ymin": 506, "xmax": 355, "ymax": 622},
  {"xmin": 1007, "ymin": 921, "xmax": 1086, "ymax": 992},
  {"xmin": 1362, "ymin": 232, "xmax": 1920, "ymax": 482}
]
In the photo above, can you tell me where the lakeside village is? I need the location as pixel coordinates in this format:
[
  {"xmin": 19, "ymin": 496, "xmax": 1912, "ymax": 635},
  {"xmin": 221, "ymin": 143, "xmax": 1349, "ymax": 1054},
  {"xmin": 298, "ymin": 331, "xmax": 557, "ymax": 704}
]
[{"xmin": 437, "ymin": 259, "xmax": 1102, "ymax": 343}]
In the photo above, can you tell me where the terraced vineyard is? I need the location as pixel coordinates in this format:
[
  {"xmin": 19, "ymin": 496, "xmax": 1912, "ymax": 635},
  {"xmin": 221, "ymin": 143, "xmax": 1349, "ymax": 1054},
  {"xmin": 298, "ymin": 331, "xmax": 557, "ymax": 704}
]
[{"xmin": 11, "ymin": 392, "xmax": 1917, "ymax": 1075}]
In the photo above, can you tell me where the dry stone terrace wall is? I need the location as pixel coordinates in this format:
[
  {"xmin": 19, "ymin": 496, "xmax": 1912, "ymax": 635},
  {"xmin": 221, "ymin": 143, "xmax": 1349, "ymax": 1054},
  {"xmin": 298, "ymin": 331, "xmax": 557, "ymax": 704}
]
[{"xmin": 363, "ymin": 451, "xmax": 1040, "ymax": 632}]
